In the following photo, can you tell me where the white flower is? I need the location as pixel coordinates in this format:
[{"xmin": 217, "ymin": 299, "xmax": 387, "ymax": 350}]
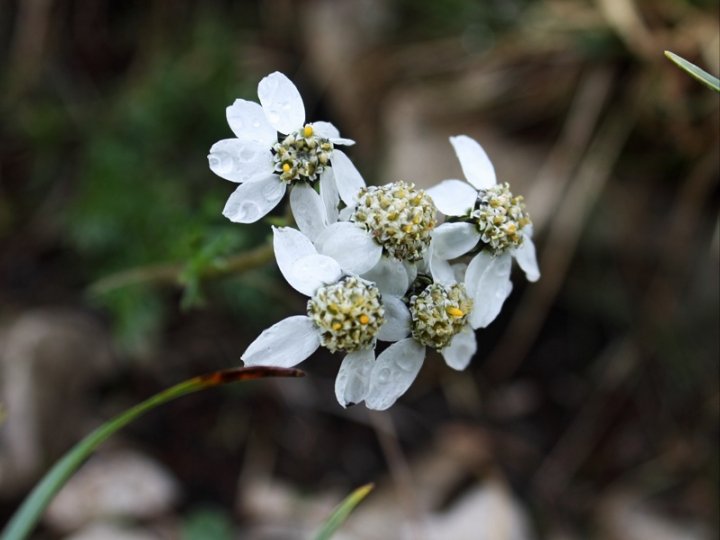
[
  {"xmin": 208, "ymin": 72, "xmax": 365, "ymax": 223},
  {"xmin": 426, "ymin": 135, "xmax": 540, "ymax": 326},
  {"xmin": 291, "ymin": 180, "xmax": 438, "ymax": 291},
  {"xmin": 241, "ymin": 227, "xmax": 410, "ymax": 407},
  {"xmin": 361, "ymin": 262, "xmax": 507, "ymax": 410}
]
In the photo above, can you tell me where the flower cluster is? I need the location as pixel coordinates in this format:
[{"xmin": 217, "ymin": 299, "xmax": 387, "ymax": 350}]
[{"xmin": 209, "ymin": 73, "xmax": 540, "ymax": 410}]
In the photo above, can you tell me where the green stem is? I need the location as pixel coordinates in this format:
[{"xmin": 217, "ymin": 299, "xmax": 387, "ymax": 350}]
[{"xmin": 1, "ymin": 366, "xmax": 303, "ymax": 540}]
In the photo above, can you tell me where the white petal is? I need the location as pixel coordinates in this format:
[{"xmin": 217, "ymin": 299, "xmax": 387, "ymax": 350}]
[
  {"xmin": 223, "ymin": 175, "xmax": 285, "ymax": 223},
  {"xmin": 273, "ymin": 225, "xmax": 317, "ymax": 285},
  {"xmin": 426, "ymin": 179, "xmax": 477, "ymax": 216},
  {"xmin": 339, "ymin": 204, "xmax": 355, "ymax": 221},
  {"xmin": 225, "ymin": 99, "xmax": 277, "ymax": 145},
  {"xmin": 311, "ymin": 121, "xmax": 355, "ymax": 145},
  {"xmin": 452, "ymin": 262, "xmax": 468, "ymax": 283},
  {"xmin": 430, "ymin": 253, "xmax": 456, "ymax": 286},
  {"xmin": 361, "ymin": 256, "xmax": 408, "ymax": 297},
  {"xmin": 365, "ymin": 338, "xmax": 425, "ymax": 411},
  {"xmin": 450, "ymin": 135, "xmax": 497, "ymax": 190},
  {"xmin": 273, "ymin": 226, "xmax": 316, "ymax": 265},
  {"xmin": 310, "ymin": 121, "xmax": 339, "ymax": 139},
  {"xmin": 316, "ymin": 222, "xmax": 382, "ymax": 275},
  {"xmin": 290, "ymin": 183, "xmax": 327, "ymax": 241},
  {"xmin": 258, "ymin": 72, "xmax": 305, "ymax": 134},
  {"xmin": 514, "ymin": 233, "xmax": 540, "ymax": 282},
  {"xmin": 330, "ymin": 150, "xmax": 366, "ymax": 206},
  {"xmin": 288, "ymin": 254, "xmax": 344, "ymax": 296},
  {"xmin": 404, "ymin": 261, "xmax": 418, "ymax": 285},
  {"xmin": 208, "ymin": 139, "xmax": 273, "ymax": 183},
  {"xmin": 335, "ymin": 348, "xmax": 375, "ymax": 407},
  {"xmin": 441, "ymin": 326, "xmax": 477, "ymax": 371},
  {"xmin": 242, "ymin": 315, "xmax": 320, "ymax": 367},
  {"xmin": 331, "ymin": 137, "xmax": 355, "ymax": 146},
  {"xmin": 273, "ymin": 227, "xmax": 342, "ymax": 296},
  {"xmin": 465, "ymin": 252, "xmax": 512, "ymax": 329},
  {"xmin": 319, "ymin": 168, "xmax": 340, "ymax": 223},
  {"xmin": 378, "ymin": 295, "xmax": 411, "ymax": 342},
  {"xmin": 432, "ymin": 222, "xmax": 481, "ymax": 260}
]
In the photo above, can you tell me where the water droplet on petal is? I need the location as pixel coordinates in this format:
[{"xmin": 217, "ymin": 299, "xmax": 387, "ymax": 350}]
[
  {"xmin": 267, "ymin": 111, "xmax": 280, "ymax": 124},
  {"xmin": 395, "ymin": 353, "xmax": 418, "ymax": 372},
  {"xmin": 252, "ymin": 119, "xmax": 261, "ymax": 128},
  {"xmin": 239, "ymin": 147, "xmax": 256, "ymax": 162},
  {"xmin": 377, "ymin": 367, "xmax": 391, "ymax": 383},
  {"xmin": 209, "ymin": 152, "xmax": 232, "ymax": 175},
  {"xmin": 231, "ymin": 200, "xmax": 260, "ymax": 222},
  {"xmin": 262, "ymin": 181, "xmax": 284, "ymax": 201}
]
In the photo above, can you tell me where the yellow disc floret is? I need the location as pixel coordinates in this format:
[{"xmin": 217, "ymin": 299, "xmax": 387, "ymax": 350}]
[
  {"xmin": 470, "ymin": 182, "xmax": 531, "ymax": 254},
  {"xmin": 350, "ymin": 181, "xmax": 437, "ymax": 262},
  {"xmin": 307, "ymin": 277, "xmax": 385, "ymax": 353},
  {"xmin": 272, "ymin": 126, "xmax": 333, "ymax": 184},
  {"xmin": 409, "ymin": 283, "xmax": 472, "ymax": 350}
]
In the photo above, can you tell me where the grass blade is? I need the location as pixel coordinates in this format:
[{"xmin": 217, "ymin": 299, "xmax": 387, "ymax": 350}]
[
  {"xmin": 664, "ymin": 50, "xmax": 720, "ymax": 92},
  {"xmin": 1, "ymin": 366, "xmax": 303, "ymax": 540},
  {"xmin": 314, "ymin": 483, "xmax": 374, "ymax": 540}
]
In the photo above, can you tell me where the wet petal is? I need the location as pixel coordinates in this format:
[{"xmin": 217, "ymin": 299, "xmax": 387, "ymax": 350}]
[
  {"xmin": 450, "ymin": 135, "xmax": 496, "ymax": 190},
  {"xmin": 377, "ymin": 295, "xmax": 411, "ymax": 342},
  {"xmin": 290, "ymin": 183, "xmax": 327, "ymax": 242},
  {"xmin": 223, "ymin": 175, "xmax": 285, "ymax": 223},
  {"xmin": 226, "ymin": 99, "xmax": 276, "ymax": 145},
  {"xmin": 365, "ymin": 338, "xmax": 425, "ymax": 411},
  {"xmin": 273, "ymin": 227, "xmax": 341, "ymax": 296},
  {"xmin": 258, "ymin": 72, "xmax": 305, "ymax": 134},
  {"xmin": 514, "ymin": 233, "xmax": 540, "ymax": 282},
  {"xmin": 208, "ymin": 139, "xmax": 273, "ymax": 183},
  {"xmin": 288, "ymin": 254, "xmax": 344, "ymax": 296},
  {"xmin": 465, "ymin": 251, "xmax": 512, "ymax": 329},
  {"xmin": 242, "ymin": 315, "xmax": 320, "ymax": 367},
  {"xmin": 362, "ymin": 256, "xmax": 408, "ymax": 297},
  {"xmin": 432, "ymin": 222, "xmax": 481, "ymax": 260},
  {"xmin": 426, "ymin": 179, "xmax": 477, "ymax": 216},
  {"xmin": 316, "ymin": 222, "xmax": 382, "ymax": 275},
  {"xmin": 330, "ymin": 150, "xmax": 366, "ymax": 206},
  {"xmin": 335, "ymin": 348, "xmax": 375, "ymax": 407},
  {"xmin": 441, "ymin": 326, "xmax": 477, "ymax": 370}
]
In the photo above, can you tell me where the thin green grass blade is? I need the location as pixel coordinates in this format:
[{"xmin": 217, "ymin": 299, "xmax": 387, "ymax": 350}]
[
  {"xmin": 1, "ymin": 366, "xmax": 303, "ymax": 540},
  {"xmin": 313, "ymin": 483, "xmax": 374, "ymax": 540},
  {"xmin": 664, "ymin": 50, "xmax": 720, "ymax": 92}
]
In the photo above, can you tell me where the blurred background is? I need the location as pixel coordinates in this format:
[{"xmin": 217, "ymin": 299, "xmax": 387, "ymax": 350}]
[{"xmin": 1, "ymin": 0, "xmax": 718, "ymax": 538}]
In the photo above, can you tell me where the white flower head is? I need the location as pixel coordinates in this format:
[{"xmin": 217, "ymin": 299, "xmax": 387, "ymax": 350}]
[
  {"xmin": 426, "ymin": 135, "xmax": 540, "ymax": 284},
  {"xmin": 307, "ymin": 181, "xmax": 437, "ymax": 282},
  {"xmin": 359, "ymin": 261, "xmax": 512, "ymax": 411},
  {"xmin": 241, "ymin": 226, "xmax": 411, "ymax": 408},
  {"xmin": 208, "ymin": 72, "xmax": 364, "ymax": 224}
]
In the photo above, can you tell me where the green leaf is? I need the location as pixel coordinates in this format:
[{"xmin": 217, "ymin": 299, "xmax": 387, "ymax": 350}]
[
  {"xmin": 664, "ymin": 50, "xmax": 720, "ymax": 92},
  {"xmin": 313, "ymin": 483, "xmax": 374, "ymax": 540},
  {"xmin": 1, "ymin": 366, "xmax": 304, "ymax": 540}
]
